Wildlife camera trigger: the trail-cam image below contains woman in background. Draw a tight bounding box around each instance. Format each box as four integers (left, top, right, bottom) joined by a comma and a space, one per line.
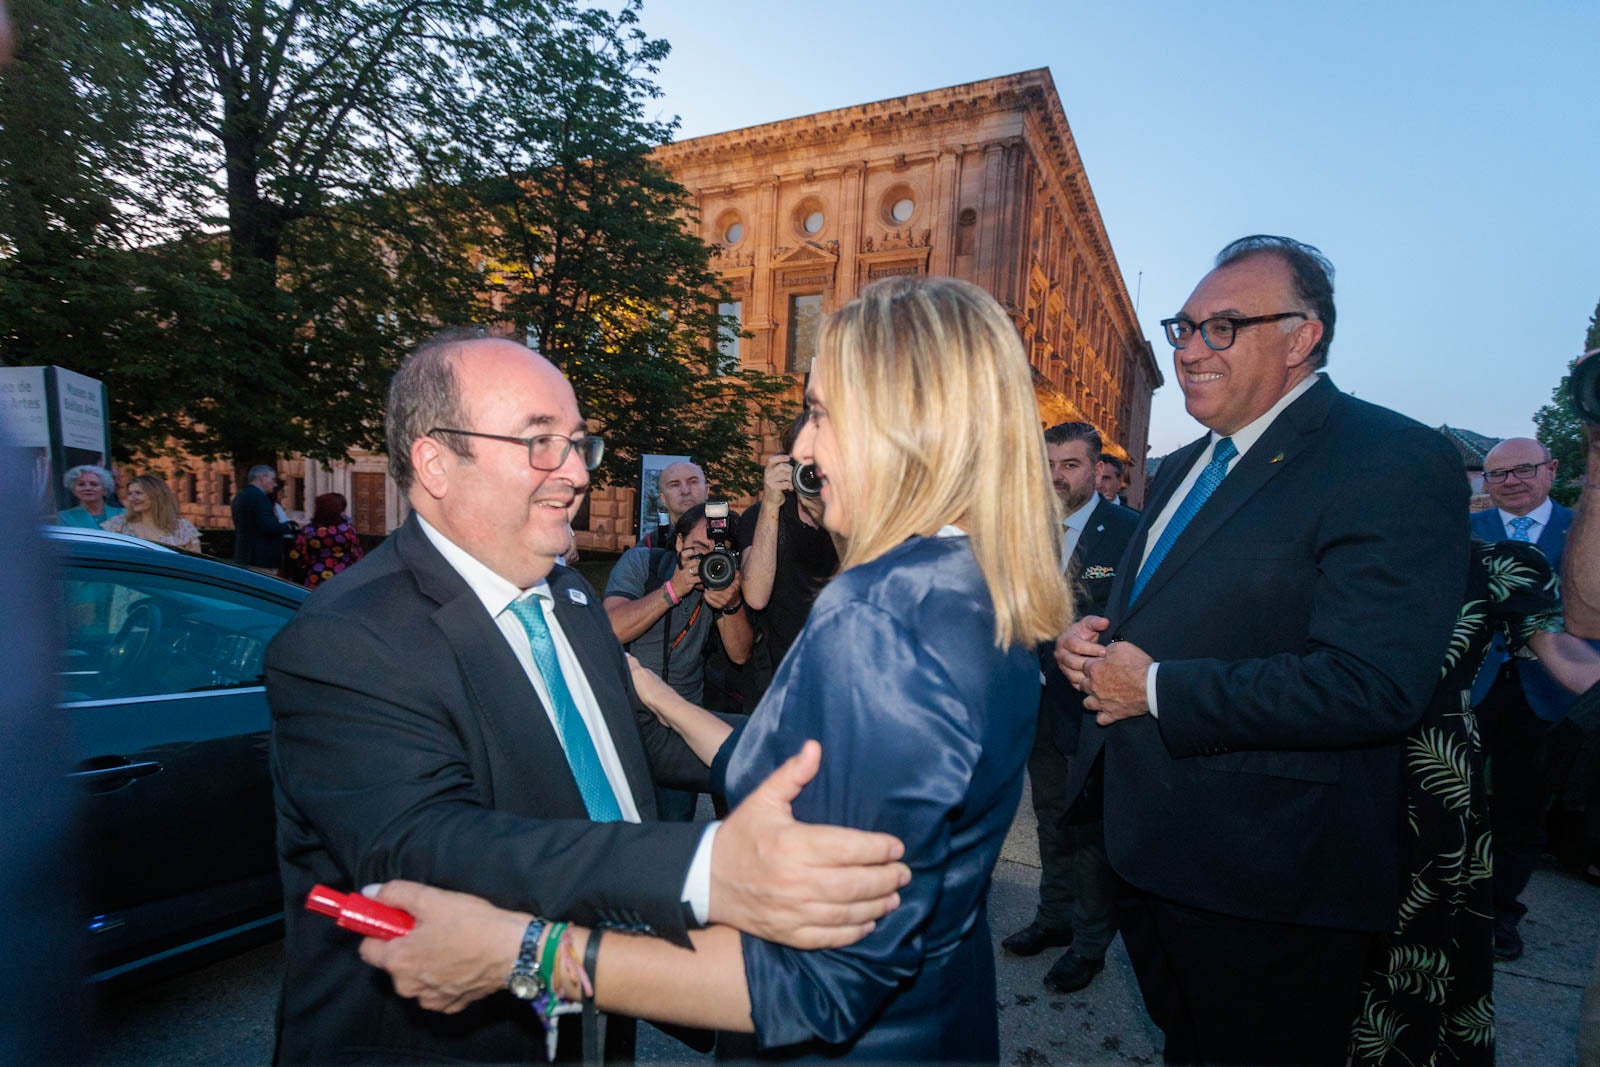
56, 465, 123, 529
104, 474, 201, 553
284, 492, 365, 589
357, 275, 1070, 1061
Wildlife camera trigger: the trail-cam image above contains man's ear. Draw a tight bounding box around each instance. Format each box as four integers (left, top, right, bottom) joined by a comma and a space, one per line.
411, 436, 451, 501
1285, 319, 1325, 370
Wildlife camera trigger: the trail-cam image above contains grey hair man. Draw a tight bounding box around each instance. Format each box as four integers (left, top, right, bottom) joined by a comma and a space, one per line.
231, 463, 294, 571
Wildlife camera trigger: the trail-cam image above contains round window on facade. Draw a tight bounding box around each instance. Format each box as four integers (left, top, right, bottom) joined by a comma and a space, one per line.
803, 211, 825, 235
724, 221, 744, 244
890, 198, 915, 223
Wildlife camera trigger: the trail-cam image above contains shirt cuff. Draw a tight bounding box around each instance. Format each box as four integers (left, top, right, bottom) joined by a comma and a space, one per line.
681, 821, 720, 925
1146, 662, 1161, 719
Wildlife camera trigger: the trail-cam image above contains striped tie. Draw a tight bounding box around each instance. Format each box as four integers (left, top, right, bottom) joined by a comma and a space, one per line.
1130, 437, 1238, 604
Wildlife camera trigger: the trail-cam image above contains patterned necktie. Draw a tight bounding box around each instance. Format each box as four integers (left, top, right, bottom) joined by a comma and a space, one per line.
1130, 436, 1239, 604
1508, 515, 1535, 542
505, 596, 623, 821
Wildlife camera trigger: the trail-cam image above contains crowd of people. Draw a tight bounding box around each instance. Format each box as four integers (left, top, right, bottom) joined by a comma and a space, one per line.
245, 239, 1600, 1067
13, 221, 1600, 1066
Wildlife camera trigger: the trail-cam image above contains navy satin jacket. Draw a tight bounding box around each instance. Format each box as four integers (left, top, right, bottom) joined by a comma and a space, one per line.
723, 534, 1038, 1062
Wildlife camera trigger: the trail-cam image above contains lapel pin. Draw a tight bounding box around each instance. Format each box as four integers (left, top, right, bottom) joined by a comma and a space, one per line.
1269, 452, 1284, 464
567, 588, 588, 606
1095, 523, 1105, 533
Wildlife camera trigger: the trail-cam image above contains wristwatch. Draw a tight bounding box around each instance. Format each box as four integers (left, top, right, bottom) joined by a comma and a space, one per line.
507, 917, 547, 1000
718, 600, 744, 616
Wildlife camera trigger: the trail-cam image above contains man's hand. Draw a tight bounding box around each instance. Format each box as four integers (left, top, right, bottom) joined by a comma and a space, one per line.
669, 553, 700, 600
357, 881, 530, 1015
761, 453, 795, 509
1082, 640, 1155, 725
702, 571, 742, 611
1054, 614, 1110, 690
711, 741, 910, 949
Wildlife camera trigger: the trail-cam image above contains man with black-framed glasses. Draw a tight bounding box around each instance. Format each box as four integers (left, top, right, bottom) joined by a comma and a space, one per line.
265, 329, 909, 1065
1471, 435, 1580, 962
1055, 235, 1467, 1065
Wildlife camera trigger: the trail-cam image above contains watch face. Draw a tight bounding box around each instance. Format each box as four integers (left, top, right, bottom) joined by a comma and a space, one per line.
508, 972, 540, 1000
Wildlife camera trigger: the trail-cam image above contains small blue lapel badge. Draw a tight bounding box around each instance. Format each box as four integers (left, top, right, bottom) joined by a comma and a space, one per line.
567, 588, 588, 606
1094, 523, 1105, 533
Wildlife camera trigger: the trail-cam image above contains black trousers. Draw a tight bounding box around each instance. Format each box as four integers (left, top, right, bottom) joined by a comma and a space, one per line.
1478, 663, 1554, 924
1117, 882, 1378, 1066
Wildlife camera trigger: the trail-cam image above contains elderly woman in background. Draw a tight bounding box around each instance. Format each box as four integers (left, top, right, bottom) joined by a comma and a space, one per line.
105, 474, 201, 553
57, 466, 124, 529
284, 492, 365, 589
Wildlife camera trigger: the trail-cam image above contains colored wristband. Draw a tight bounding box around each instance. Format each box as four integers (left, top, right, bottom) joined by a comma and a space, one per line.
538, 921, 568, 988
662, 581, 681, 606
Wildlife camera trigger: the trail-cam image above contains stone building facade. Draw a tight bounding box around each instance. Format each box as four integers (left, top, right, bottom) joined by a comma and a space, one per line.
155, 69, 1158, 551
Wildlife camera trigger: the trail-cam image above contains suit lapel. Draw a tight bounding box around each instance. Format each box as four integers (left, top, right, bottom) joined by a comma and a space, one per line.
1071, 498, 1109, 571
1109, 435, 1207, 621
396, 519, 591, 814
1118, 377, 1337, 623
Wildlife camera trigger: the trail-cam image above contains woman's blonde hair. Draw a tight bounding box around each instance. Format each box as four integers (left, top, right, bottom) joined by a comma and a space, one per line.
814, 276, 1069, 647
127, 473, 180, 533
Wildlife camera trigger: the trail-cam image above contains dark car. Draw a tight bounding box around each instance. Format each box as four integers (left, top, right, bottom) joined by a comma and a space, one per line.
51, 525, 306, 982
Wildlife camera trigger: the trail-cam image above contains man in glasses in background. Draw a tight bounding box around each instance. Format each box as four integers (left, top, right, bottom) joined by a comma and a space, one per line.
1056, 236, 1467, 1064
265, 329, 909, 1064
1471, 435, 1585, 961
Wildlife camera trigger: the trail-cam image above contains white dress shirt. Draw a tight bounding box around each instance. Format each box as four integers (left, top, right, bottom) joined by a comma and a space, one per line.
1142, 372, 1323, 717
416, 515, 716, 920
1062, 494, 1100, 565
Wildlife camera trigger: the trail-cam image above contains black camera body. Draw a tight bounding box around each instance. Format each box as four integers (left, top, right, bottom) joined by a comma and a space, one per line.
1571, 347, 1600, 423
791, 461, 823, 498
699, 501, 740, 591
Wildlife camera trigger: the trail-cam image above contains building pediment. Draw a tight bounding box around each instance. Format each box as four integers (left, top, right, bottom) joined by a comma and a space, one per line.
771, 241, 838, 266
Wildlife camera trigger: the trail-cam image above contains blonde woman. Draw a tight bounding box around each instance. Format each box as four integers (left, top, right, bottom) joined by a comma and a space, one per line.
105, 474, 201, 553
359, 276, 1069, 1061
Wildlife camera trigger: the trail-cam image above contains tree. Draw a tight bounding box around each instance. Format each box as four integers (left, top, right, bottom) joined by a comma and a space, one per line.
453, 3, 791, 492
1534, 298, 1600, 506
1, 0, 788, 490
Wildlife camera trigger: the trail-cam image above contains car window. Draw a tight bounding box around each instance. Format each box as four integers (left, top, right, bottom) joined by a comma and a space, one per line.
60, 566, 297, 702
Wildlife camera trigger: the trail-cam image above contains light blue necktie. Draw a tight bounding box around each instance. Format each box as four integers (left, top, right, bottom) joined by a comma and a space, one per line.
1508, 515, 1535, 543
505, 596, 623, 821
1130, 436, 1238, 604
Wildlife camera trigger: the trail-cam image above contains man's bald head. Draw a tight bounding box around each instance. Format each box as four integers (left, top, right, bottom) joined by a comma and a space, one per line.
657, 461, 707, 524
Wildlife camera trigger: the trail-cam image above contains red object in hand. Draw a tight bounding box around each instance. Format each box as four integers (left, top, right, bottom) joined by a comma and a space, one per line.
305, 884, 415, 940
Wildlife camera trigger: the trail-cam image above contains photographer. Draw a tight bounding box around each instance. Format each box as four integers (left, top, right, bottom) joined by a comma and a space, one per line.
737, 414, 841, 705
605, 503, 752, 820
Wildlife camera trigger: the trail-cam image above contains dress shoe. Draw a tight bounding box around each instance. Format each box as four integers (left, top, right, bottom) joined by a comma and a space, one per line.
1493, 922, 1524, 962
1000, 922, 1073, 957
1043, 952, 1105, 994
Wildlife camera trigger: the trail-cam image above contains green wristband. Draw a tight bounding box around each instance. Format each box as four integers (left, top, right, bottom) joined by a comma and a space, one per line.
538, 920, 568, 988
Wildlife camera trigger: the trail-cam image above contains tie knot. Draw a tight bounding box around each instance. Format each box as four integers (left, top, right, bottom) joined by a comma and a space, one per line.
1508, 515, 1535, 541
1212, 436, 1238, 465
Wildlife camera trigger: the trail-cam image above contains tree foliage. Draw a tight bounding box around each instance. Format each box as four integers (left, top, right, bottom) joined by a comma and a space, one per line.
0, 0, 790, 492
1534, 298, 1600, 506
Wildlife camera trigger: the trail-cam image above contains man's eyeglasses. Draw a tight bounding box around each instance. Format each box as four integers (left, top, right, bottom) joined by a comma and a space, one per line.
1160, 312, 1308, 352
1483, 461, 1551, 484
428, 427, 605, 471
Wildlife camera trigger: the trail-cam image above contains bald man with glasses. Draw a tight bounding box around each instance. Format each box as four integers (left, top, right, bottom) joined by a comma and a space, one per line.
1471, 435, 1596, 961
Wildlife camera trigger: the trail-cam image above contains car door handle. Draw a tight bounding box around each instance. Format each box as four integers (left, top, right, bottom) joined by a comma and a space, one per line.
70, 758, 164, 791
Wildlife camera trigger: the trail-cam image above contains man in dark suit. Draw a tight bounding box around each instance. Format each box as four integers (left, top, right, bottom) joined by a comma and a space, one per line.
1470, 435, 1593, 960
1002, 421, 1137, 996
267, 331, 908, 1064
232, 464, 294, 571
1058, 236, 1468, 1065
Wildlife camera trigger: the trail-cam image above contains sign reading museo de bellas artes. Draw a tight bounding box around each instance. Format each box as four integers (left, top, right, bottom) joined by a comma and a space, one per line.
0, 366, 112, 520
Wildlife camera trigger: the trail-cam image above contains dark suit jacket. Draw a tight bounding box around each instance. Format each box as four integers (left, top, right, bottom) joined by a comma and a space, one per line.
232, 483, 294, 567
267, 516, 711, 1064
1043, 497, 1140, 760
1072, 376, 1469, 932
1469, 503, 1596, 720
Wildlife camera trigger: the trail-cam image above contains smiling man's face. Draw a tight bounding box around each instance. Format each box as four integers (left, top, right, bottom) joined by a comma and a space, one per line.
1173, 254, 1320, 436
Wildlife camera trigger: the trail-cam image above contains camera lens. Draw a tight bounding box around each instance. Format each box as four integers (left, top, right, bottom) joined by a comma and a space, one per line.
700, 546, 737, 591
1572, 352, 1600, 423
792, 462, 822, 498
